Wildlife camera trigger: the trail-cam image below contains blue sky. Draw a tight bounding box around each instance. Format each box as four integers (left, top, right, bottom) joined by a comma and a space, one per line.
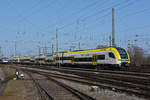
0, 0, 150, 57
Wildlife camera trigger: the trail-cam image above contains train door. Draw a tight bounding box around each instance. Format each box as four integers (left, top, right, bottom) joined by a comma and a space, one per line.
71, 55, 75, 65
92, 54, 97, 66
53, 56, 56, 65
43, 58, 46, 64
61, 53, 64, 64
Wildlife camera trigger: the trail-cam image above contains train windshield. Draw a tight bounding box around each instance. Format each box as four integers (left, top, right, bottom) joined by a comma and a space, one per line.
116, 48, 128, 59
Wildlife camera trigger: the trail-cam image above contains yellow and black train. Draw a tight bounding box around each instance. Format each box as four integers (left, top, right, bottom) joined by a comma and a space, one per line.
53, 47, 130, 69
17, 47, 130, 69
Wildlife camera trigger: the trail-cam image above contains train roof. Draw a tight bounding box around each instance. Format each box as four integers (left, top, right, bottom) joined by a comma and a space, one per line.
56, 47, 125, 55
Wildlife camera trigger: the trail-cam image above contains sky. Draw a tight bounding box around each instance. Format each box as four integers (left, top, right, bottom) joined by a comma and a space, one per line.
0, 0, 150, 57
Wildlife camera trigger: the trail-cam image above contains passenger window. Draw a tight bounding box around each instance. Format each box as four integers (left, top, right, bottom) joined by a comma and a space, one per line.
97, 55, 105, 60
109, 52, 115, 58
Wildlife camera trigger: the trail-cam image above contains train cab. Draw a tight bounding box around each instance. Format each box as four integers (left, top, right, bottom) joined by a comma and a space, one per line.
116, 47, 130, 67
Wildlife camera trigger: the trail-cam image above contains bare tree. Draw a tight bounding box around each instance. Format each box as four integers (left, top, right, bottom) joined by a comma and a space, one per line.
128, 45, 145, 67
142, 55, 150, 66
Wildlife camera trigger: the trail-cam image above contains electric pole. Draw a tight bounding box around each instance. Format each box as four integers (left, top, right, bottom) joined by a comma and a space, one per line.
56, 26, 58, 53
15, 41, 16, 57
38, 46, 41, 57
44, 42, 47, 54
112, 8, 116, 47
0, 46, 2, 58
109, 35, 112, 46
78, 42, 80, 50
51, 44, 54, 55
56, 26, 60, 68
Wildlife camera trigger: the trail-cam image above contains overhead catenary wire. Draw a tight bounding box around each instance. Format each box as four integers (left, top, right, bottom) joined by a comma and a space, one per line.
74, 0, 148, 35
17, 0, 57, 22
88, 5, 150, 33
60, 0, 145, 38
57, 2, 145, 45
79, 0, 131, 22
58, 0, 133, 30
57, 0, 138, 35
59, 1, 149, 50
118, 24, 150, 33
48, 0, 109, 30
118, 7, 150, 21
46, 0, 123, 31
116, 0, 139, 11
60, 0, 108, 20
1, 0, 149, 56
6, 0, 44, 18
78, 0, 139, 31
0, 0, 57, 33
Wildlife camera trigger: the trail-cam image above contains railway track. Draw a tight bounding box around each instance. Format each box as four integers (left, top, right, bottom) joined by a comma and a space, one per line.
48, 66, 150, 77
26, 72, 54, 100
13, 63, 150, 73
25, 70, 96, 100
45, 67, 150, 86
18, 66, 150, 99
43, 73, 96, 100
18, 64, 150, 77
7, 64, 150, 99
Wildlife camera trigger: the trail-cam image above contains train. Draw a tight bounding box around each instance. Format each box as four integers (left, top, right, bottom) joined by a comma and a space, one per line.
10, 47, 130, 69
34, 54, 53, 65
54, 47, 130, 69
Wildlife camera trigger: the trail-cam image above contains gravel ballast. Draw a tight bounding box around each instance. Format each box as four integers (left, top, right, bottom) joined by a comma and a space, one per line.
57, 78, 147, 100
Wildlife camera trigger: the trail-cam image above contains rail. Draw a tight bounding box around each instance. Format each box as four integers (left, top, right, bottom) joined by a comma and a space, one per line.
26, 72, 54, 100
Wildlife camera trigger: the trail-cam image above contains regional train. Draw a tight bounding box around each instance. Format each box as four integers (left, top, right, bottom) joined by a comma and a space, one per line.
54, 47, 130, 69
12, 47, 130, 69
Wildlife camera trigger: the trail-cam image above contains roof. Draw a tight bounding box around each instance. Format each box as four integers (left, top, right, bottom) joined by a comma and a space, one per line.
56, 47, 119, 55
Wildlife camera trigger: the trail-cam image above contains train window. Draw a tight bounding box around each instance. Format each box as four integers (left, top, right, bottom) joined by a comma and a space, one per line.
56, 57, 59, 60
63, 57, 71, 60
74, 58, 78, 61
109, 52, 115, 58
46, 60, 53, 62
74, 57, 92, 62
88, 58, 92, 61
118, 50, 128, 59
116, 47, 128, 59
57, 56, 67, 60
97, 55, 105, 60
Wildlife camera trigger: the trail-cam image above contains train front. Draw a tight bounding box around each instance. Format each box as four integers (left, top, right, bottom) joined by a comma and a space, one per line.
116, 47, 130, 67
